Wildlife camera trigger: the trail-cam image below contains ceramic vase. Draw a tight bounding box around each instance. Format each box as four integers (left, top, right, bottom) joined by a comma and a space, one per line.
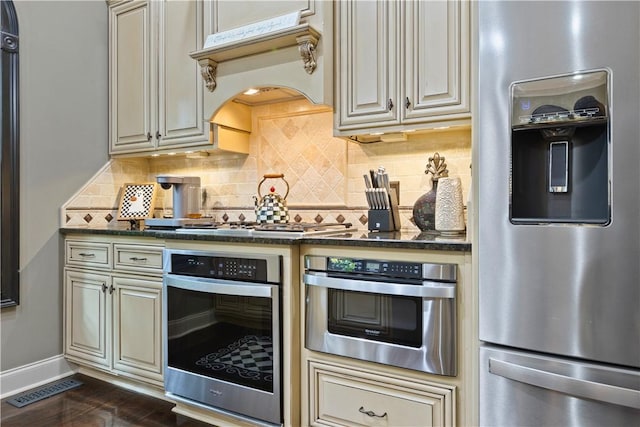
435, 177, 465, 235
412, 152, 448, 231
412, 179, 438, 231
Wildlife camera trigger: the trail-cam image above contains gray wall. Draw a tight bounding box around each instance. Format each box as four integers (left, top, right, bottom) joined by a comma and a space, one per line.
1, 1, 108, 371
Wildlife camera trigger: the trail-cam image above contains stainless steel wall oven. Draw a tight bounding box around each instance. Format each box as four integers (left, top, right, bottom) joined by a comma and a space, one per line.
163, 249, 283, 426
304, 256, 457, 376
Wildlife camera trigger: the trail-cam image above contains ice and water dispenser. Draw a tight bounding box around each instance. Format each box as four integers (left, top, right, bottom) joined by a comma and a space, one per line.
510, 70, 610, 224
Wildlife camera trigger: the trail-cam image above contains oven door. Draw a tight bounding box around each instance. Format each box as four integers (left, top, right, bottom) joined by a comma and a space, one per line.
163, 273, 282, 425
304, 273, 456, 376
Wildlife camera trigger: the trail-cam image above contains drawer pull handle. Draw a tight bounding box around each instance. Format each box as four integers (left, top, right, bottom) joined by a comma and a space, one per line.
78, 253, 95, 258
359, 406, 388, 419
129, 257, 148, 262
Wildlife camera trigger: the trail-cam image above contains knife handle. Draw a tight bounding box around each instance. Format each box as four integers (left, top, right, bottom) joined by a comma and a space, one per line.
370, 170, 377, 188
364, 174, 372, 189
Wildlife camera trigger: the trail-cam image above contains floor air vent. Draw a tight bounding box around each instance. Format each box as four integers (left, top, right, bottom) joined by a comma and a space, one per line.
7, 378, 83, 408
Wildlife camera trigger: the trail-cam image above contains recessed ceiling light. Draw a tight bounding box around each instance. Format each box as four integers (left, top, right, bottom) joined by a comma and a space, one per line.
243, 88, 260, 96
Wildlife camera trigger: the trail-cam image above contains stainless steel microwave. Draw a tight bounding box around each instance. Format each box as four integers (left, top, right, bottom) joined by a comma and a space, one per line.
303, 256, 457, 376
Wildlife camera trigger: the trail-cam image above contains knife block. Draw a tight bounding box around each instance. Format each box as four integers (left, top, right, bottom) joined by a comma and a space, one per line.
368, 209, 395, 231
368, 183, 401, 232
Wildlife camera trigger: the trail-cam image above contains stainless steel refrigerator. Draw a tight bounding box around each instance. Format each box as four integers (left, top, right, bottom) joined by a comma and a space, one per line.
476, 1, 640, 425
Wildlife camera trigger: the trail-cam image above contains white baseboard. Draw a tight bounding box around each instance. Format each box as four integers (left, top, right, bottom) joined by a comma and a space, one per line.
0, 355, 77, 400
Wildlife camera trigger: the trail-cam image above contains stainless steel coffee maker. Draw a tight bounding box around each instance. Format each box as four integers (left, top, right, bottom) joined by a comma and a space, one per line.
145, 175, 207, 228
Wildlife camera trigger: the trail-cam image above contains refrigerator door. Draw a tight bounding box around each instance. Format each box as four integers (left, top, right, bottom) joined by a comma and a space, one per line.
480, 345, 640, 427
477, 1, 640, 368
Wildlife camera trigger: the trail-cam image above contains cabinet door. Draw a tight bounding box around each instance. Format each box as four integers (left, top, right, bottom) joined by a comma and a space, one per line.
336, 0, 399, 129
402, 0, 470, 123
112, 276, 163, 384
156, 0, 208, 149
64, 270, 112, 369
109, 0, 155, 153
309, 360, 455, 427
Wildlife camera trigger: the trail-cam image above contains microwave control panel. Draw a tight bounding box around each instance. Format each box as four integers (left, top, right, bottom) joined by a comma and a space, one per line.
327, 257, 422, 279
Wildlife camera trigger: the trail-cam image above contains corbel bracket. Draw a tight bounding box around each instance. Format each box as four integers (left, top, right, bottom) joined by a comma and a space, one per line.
296, 33, 318, 74
198, 58, 218, 93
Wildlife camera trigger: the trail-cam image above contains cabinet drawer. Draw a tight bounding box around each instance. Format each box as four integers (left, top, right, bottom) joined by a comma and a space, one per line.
309, 360, 455, 427
66, 241, 111, 269
114, 244, 163, 274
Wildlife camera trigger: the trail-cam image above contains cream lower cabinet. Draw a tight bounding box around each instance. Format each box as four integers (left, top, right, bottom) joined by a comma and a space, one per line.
111, 276, 162, 383
64, 238, 164, 387
65, 270, 113, 369
108, 0, 209, 155
308, 360, 455, 427
335, 0, 470, 135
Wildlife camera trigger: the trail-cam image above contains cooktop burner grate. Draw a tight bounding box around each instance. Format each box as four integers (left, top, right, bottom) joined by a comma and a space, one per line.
255, 222, 352, 232
168, 221, 354, 236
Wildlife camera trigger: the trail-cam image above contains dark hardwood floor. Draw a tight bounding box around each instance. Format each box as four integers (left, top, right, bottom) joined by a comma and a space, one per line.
0, 374, 213, 426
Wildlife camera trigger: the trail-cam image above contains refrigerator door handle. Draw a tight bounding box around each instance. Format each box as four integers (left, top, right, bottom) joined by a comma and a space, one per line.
489, 357, 640, 409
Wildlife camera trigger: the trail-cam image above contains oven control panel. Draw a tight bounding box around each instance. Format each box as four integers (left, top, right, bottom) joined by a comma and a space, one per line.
170, 254, 268, 282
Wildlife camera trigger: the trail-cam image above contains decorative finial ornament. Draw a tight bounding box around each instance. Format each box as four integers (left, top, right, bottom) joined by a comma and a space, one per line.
425, 153, 449, 180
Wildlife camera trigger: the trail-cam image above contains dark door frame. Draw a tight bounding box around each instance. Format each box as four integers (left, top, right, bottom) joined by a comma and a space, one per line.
1, 0, 20, 307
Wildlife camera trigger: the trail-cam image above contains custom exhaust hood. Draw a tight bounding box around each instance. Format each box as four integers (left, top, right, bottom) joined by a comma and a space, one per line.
191, 8, 333, 119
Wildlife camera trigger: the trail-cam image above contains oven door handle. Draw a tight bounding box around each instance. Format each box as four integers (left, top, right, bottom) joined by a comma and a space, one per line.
165, 275, 273, 298
303, 273, 455, 298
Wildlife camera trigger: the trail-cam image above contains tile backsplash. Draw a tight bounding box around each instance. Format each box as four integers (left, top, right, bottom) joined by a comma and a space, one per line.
63, 99, 471, 230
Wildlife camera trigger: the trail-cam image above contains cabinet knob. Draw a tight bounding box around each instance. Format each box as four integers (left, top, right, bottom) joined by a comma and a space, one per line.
101, 283, 108, 293
146, 132, 152, 141
109, 285, 115, 294
155, 131, 162, 140
387, 99, 394, 111
405, 97, 411, 109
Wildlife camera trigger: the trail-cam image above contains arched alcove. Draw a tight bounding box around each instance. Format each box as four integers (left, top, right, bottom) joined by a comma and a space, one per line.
1, 0, 20, 307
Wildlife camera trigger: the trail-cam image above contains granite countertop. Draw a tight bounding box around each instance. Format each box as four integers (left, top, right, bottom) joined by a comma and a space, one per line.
60, 227, 471, 252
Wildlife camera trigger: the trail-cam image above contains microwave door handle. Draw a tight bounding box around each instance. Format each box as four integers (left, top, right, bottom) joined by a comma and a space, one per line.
303, 273, 455, 299
489, 358, 640, 409
165, 275, 273, 298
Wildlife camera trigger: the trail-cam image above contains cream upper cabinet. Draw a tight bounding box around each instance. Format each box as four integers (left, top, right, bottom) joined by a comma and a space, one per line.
335, 0, 470, 136
336, 0, 399, 127
109, 0, 208, 155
